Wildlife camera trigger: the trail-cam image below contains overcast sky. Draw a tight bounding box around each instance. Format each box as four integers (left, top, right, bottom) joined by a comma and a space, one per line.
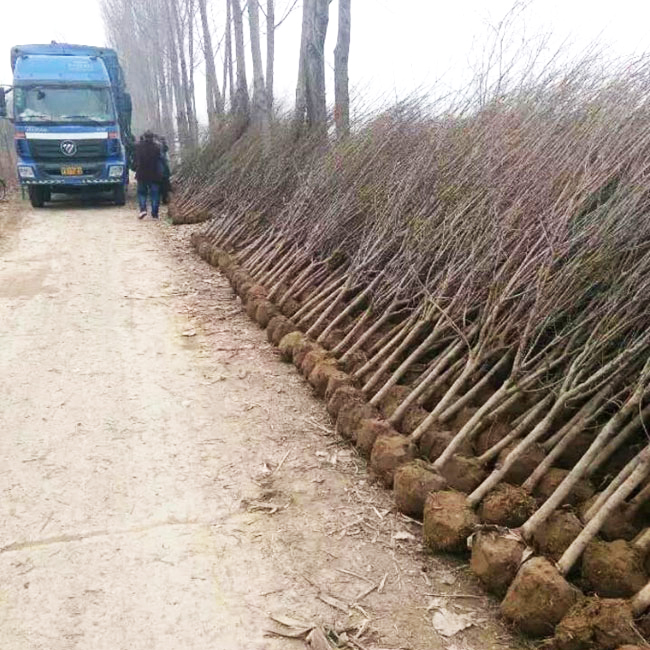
1, 0, 650, 121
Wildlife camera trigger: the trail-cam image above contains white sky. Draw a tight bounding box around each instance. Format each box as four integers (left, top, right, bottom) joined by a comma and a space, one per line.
1, 0, 650, 122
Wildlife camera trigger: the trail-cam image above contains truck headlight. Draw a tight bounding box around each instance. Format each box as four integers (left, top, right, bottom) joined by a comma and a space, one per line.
108, 165, 124, 178
18, 165, 35, 179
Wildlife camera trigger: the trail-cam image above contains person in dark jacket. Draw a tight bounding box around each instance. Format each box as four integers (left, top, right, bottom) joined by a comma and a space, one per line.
134, 130, 163, 219
157, 135, 172, 204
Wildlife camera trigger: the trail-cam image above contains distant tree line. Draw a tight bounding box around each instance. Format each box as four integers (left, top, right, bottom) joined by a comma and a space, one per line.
100, 0, 352, 152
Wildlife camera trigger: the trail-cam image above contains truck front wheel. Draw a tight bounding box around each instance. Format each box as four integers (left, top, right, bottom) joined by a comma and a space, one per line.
113, 185, 126, 206
28, 186, 46, 208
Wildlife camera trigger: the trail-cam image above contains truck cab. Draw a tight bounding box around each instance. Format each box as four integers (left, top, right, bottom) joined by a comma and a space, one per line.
0, 43, 134, 207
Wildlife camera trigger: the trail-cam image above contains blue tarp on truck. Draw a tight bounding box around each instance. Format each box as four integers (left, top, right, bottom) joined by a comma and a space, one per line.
1, 42, 134, 207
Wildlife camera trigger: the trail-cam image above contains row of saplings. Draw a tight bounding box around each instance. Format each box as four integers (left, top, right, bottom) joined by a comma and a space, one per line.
192, 231, 650, 650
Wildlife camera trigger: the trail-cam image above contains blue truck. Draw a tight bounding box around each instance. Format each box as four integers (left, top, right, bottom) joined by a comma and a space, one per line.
0, 42, 134, 207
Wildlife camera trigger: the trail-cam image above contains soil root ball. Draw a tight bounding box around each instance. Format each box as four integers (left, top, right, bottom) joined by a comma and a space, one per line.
308, 360, 343, 398
580, 496, 639, 542
324, 372, 353, 401
274, 321, 299, 348
534, 468, 595, 507
217, 251, 235, 270
339, 350, 368, 374
635, 612, 650, 641
423, 490, 479, 554
230, 269, 252, 294
292, 339, 321, 368
533, 510, 584, 562
398, 405, 428, 435
497, 442, 547, 485
439, 455, 487, 493
254, 300, 278, 328
297, 315, 317, 333
267, 316, 297, 346
280, 297, 301, 318
238, 281, 254, 299
209, 246, 222, 267
500, 557, 581, 637
451, 406, 479, 430
357, 419, 398, 457
228, 267, 241, 285
470, 530, 525, 597
300, 347, 330, 378
474, 421, 510, 456
479, 483, 537, 528
551, 597, 638, 650
582, 540, 647, 599
378, 385, 413, 420
246, 297, 261, 320
198, 241, 211, 260
370, 434, 417, 488
394, 460, 447, 518
557, 432, 594, 470
326, 385, 364, 418
419, 427, 473, 462
246, 284, 268, 301
321, 328, 346, 351
223, 265, 238, 282
278, 331, 306, 362
336, 401, 379, 442
266, 314, 286, 343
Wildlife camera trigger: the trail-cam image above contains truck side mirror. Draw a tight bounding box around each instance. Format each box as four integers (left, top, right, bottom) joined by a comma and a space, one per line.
0, 89, 7, 118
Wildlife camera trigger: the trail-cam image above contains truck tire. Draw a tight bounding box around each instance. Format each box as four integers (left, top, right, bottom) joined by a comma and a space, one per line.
113, 184, 126, 206
28, 186, 45, 208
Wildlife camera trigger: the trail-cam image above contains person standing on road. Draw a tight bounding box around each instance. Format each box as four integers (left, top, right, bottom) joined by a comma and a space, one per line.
134, 130, 163, 220
157, 135, 172, 205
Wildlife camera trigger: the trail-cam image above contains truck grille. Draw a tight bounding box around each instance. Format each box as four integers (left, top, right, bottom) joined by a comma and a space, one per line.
29, 139, 108, 161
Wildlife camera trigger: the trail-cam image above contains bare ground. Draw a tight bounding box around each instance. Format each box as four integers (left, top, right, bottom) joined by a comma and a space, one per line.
0, 194, 530, 650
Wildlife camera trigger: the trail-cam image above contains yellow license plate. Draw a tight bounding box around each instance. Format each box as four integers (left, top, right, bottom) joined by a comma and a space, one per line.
61, 166, 83, 176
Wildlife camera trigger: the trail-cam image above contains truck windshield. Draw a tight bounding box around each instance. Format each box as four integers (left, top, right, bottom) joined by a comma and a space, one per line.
14, 86, 115, 124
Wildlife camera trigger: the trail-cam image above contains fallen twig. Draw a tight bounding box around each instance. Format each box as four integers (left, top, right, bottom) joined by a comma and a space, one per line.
425, 592, 484, 599
273, 449, 291, 474
336, 568, 374, 584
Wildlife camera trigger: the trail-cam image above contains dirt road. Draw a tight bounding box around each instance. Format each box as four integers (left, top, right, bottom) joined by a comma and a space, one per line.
0, 197, 526, 650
